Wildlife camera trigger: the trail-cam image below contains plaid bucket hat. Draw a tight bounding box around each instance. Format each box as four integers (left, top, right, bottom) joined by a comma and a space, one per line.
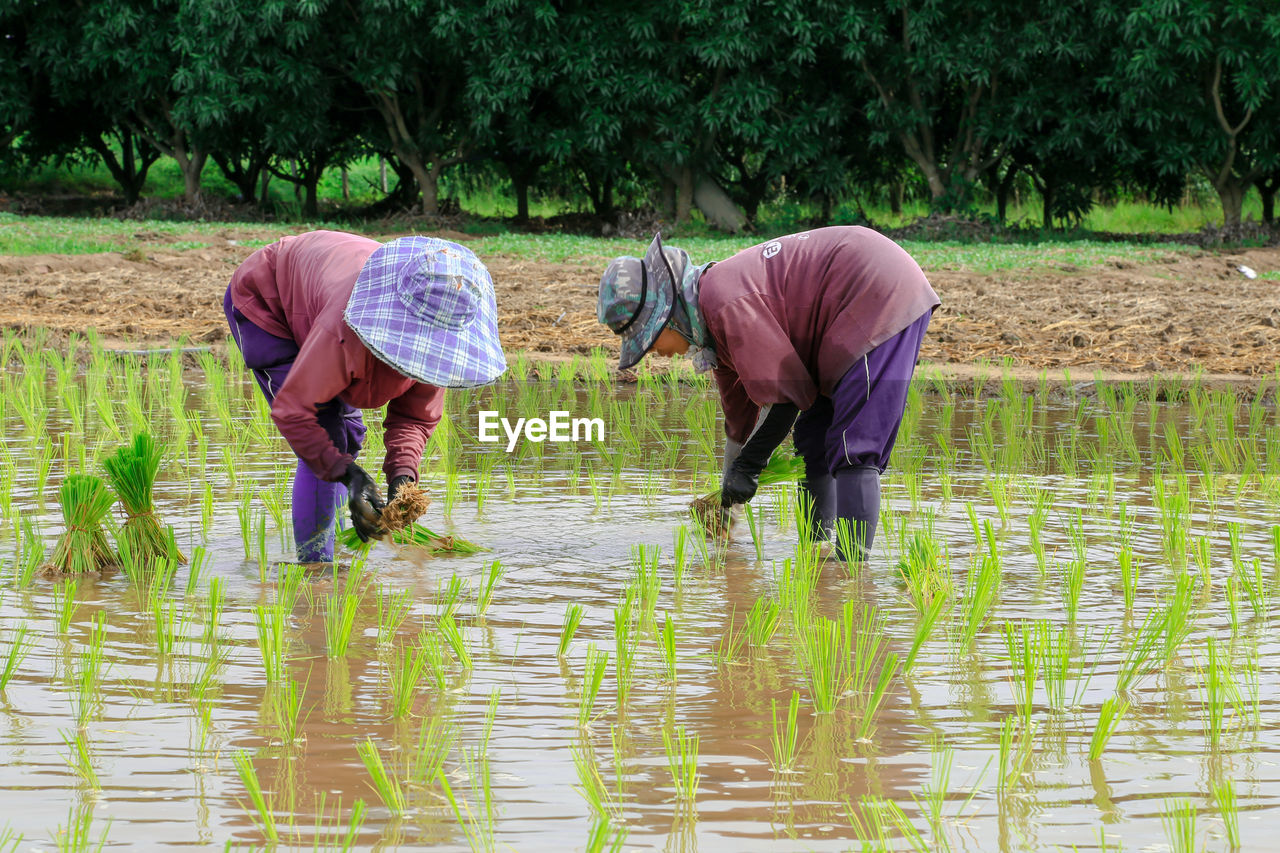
345, 236, 506, 388
597, 233, 677, 369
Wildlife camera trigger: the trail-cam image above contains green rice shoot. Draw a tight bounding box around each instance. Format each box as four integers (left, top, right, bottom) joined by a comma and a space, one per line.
103, 432, 185, 565
48, 474, 118, 574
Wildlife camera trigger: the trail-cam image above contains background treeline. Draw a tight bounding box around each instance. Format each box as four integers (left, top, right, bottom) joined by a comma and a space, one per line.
2, 0, 1278, 230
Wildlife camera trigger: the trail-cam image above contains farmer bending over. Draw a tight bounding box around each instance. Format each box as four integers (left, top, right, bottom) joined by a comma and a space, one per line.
598, 227, 939, 561
224, 230, 506, 564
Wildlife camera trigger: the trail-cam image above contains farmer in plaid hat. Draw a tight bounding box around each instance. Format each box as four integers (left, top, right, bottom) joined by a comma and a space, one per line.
224, 230, 506, 564
598, 226, 939, 561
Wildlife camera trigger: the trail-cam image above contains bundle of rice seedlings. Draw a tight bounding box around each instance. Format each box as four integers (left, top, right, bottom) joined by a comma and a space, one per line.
103, 432, 185, 565
337, 522, 487, 555
380, 481, 431, 532
690, 450, 806, 538
49, 474, 118, 573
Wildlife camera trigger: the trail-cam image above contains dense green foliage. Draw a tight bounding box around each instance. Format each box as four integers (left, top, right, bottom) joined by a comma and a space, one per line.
2, 0, 1279, 228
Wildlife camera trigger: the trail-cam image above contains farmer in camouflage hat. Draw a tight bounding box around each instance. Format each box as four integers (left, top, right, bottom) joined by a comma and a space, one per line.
599, 228, 939, 561
224, 230, 506, 564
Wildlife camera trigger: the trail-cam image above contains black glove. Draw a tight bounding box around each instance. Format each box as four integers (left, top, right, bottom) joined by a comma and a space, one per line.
387, 474, 414, 506
341, 462, 387, 542
721, 402, 800, 507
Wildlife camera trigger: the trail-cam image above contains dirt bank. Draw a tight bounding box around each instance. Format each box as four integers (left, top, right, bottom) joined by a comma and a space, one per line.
1, 230, 1278, 378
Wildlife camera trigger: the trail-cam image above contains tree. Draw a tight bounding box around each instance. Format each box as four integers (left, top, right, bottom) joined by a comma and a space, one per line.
77, 0, 211, 204
1115, 0, 1280, 226
835, 0, 1032, 211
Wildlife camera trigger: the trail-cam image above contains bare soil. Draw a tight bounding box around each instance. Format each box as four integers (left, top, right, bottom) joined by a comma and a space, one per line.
2, 229, 1279, 378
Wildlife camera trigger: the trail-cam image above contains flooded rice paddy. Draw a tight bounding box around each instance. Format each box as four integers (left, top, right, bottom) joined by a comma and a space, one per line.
1, 333, 1279, 851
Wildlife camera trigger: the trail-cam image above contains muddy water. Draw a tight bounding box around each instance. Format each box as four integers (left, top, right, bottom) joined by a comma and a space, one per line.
1, 361, 1279, 851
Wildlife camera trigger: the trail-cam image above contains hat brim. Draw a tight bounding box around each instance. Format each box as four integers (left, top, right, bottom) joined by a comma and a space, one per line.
616, 233, 676, 370
345, 238, 507, 389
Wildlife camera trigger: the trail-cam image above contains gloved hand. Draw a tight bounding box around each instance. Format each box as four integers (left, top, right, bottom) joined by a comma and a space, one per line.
341, 462, 387, 542
720, 402, 800, 507
387, 474, 414, 506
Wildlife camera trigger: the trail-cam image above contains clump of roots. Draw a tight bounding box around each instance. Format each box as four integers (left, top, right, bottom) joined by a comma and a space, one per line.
690, 493, 733, 539
380, 482, 431, 532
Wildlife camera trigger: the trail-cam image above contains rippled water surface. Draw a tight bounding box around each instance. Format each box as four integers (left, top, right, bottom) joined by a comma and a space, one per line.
1, 347, 1279, 851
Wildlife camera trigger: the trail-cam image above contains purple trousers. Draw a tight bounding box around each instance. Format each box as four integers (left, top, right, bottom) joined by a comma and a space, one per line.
223, 288, 366, 562
792, 309, 931, 476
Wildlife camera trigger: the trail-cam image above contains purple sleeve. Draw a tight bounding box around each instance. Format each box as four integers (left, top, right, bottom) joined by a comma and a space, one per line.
716, 294, 819, 413
269, 328, 356, 481
383, 384, 445, 483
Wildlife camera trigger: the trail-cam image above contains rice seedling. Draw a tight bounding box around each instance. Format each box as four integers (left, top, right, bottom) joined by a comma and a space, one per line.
1160, 798, 1198, 853
49, 803, 108, 853
661, 724, 700, 801
254, 603, 290, 683
376, 586, 414, 646
436, 752, 497, 853
997, 716, 1036, 793
634, 604, 669, 679
1041, 624, 1109, 712
572, 739, 622, 822
356, 738, 408, 816
761, 686, 805, 773
151, 596, 180, 656
745, 597, 782, 648
1201, 637, 1241, 749
1119, 547, 1140, 612
1233, 557, 1268, 619
324, 572, 363, 659
1088, 696, 1130, 761
855, 653, 901, 741
1212, 777, 1240, 849
578, 644, 609, 728
0, 622, 33, 693
49, 474, 117, 574
1116, 607, 1172, 692
903, 596, 947, 675
51, 579, 79, 633
268, 676, 308, 747
409, 710, 458, 786
336, 522, 487, 555
612, 598, 639, 707
798, 616, 845, 714
236, 491, 253, 562
474, 560, 506, 618
1003, 622, 1041, 722
232, 751, 280, 841
102, 432, 184, 566
558, 603, 584, 657
689, 450, 804, 537
956, 551, 1000, 652
387, 641, 429, 719
438, 613, 473, 670
60, 728, 100, 790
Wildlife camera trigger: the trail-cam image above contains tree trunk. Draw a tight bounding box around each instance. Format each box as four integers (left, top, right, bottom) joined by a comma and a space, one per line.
675, 165, 694, 223
341, 167, 350, 202
995, 163, 1019, 225
693, 174, 746, 233
890, 180, 904, 216
420, 161, 443, 215
660, 176, 676, 220
1215, 179, 1245, 228
1039, 175, 1055, 229
1260, 184, 1276, 224
259, 170, 271, 206
182, 151, 206, 204
380, 159, 388, 194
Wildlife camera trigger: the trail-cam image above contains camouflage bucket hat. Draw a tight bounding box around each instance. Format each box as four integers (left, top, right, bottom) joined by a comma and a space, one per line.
597, 233, 676, 369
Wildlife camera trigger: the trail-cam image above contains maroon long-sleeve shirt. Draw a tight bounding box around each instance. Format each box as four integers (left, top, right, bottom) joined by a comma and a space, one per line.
700, 226, 940, 443
227, 230, 444, 482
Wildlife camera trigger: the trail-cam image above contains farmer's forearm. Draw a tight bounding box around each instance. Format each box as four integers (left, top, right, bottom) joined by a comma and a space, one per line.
382, 385, 445, 482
